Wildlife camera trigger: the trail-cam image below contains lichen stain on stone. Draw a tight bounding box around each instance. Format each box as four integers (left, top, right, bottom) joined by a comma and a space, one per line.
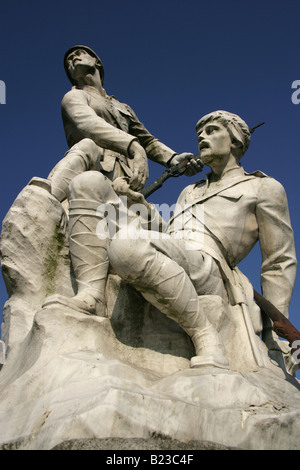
44, 223, 65, 295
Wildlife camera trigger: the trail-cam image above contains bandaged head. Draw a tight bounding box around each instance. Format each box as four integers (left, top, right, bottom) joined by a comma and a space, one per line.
195, 111, 251, 160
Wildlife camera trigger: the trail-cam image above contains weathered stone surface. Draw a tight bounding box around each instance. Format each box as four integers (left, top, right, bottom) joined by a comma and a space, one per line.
0, 180, 75, 346
0, 300, 300, 450
50, 437, 236, 450
1, 180, 300, 451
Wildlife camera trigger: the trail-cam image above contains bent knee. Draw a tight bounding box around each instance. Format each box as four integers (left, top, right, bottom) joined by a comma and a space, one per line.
68, 171, 108, 200
73, 138, 103, 168
108, 236, 153, 281
75, 138, 99, 154
108, 238, 136, 278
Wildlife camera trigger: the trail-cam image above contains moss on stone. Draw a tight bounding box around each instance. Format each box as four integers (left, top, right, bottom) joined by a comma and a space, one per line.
44, 223, 65, 295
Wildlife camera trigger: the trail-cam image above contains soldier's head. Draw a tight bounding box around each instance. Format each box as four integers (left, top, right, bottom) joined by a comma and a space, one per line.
195, 111, 251, 162
64, 46, 105, 86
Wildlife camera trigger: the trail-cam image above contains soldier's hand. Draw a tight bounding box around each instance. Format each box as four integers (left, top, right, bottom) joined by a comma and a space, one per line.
128, 140, 149, 190
170, 153, 203, 176
111, 177, 152, 212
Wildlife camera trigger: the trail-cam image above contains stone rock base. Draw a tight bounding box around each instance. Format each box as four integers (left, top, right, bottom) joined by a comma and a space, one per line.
0, 300, 300, 451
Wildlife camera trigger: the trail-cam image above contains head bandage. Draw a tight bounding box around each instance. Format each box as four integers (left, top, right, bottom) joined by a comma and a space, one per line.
196, 111, 251, 159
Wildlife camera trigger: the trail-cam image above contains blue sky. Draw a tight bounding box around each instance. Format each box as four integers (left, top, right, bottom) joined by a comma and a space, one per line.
1, 0, 300, 374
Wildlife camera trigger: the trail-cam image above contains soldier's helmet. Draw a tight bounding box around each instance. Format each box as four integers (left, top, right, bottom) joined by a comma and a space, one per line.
64, 45, 105, 86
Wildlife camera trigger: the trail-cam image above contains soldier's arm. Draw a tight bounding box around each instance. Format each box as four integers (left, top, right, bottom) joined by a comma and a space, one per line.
256, 177, 297, 319
124, 104, 178, 166
61, 90, 137, 155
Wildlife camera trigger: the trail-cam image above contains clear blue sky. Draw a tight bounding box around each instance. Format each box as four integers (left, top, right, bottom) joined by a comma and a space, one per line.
1, 0, 300, 374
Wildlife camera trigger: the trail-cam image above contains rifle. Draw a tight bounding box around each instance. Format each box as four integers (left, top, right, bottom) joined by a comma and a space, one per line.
140, 154, 203, 199
250, 122, 265, 133
254, 290, 300, 354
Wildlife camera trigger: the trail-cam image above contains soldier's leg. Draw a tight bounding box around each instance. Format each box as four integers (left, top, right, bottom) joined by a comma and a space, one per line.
48, 138, 103, 202
43, 171, 121, 316
108, 235, 229, 369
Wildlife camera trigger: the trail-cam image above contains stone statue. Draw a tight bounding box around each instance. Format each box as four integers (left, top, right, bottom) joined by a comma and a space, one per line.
44, 45, 202, 315
44, 110, 297, 372
1, 61, 300, 448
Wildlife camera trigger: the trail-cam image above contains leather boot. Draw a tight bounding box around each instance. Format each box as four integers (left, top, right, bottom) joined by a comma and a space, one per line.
189, 325, 229, 369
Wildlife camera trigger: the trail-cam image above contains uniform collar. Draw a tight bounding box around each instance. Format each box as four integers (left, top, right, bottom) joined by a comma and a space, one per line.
207, 165, 244, 184
196, 165, 247, 189
73, 84, 107, 98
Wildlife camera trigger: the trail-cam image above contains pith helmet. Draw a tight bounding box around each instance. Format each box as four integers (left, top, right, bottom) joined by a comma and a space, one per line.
64, 45, 105, 85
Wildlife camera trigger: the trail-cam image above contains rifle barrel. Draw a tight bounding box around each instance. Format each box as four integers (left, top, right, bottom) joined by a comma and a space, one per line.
140, 169, 172, 198
140, 155, 203, 199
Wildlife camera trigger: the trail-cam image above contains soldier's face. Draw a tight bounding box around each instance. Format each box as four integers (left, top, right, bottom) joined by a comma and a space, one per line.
66, 49, 98, 80
197, 121, 232, 165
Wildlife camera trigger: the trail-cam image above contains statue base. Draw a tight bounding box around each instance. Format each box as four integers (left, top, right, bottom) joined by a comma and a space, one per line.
1, 299, 300, 450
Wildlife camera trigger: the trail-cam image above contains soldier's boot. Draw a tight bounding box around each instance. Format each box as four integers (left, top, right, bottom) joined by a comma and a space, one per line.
108, 237, 229, 369
189, 295, 229, 368
42, 171, 119, 317
43, 205, 109, 316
